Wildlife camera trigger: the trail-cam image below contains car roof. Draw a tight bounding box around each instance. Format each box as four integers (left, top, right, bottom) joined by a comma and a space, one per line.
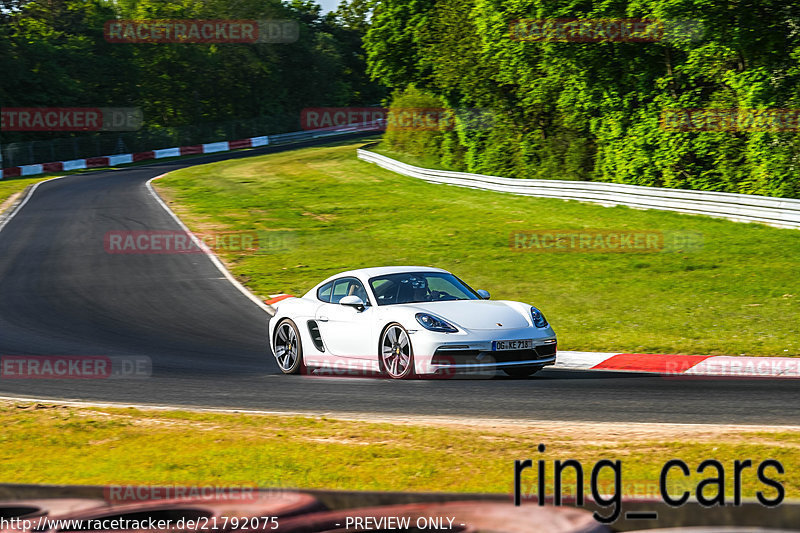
315, 266, 449, 286
301, 266, 453, 299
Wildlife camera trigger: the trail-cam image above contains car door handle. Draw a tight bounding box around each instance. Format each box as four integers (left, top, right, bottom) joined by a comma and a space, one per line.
319, 316, 329, 322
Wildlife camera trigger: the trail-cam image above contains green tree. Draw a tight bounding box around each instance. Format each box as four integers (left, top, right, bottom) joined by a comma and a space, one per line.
365, 0, 800, 197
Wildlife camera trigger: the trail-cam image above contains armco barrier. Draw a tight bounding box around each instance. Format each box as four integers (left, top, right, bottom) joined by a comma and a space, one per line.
0, 124, 376, 180
357, 148, 800, 229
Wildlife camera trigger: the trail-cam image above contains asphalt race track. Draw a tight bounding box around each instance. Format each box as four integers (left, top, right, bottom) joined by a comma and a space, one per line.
1, 139, 798, 426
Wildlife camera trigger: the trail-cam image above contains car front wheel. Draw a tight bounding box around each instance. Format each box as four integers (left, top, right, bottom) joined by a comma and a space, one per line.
380, 323, 415, 379
273, 319, 304, 374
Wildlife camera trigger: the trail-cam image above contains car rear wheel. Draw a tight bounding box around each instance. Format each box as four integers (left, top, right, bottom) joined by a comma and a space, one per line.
273, 319, 304, 374
380, 323, 415, 379
503, 365, 542, 378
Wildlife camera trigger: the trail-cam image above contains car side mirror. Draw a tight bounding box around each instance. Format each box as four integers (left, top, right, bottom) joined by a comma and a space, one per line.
339, 295, 366, 311
477, 289, 490, 300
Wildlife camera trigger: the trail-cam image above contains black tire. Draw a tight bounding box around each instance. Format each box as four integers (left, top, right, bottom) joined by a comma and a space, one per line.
503, 365, 542, 378
379, 323, 415, 379
273, 319, 304, 374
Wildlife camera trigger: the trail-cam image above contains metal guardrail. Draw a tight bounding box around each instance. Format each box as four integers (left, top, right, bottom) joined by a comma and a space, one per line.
0, 115, 300, 168
357, 148, 800, 230
268, 123, 379, 145
0, 123, 381, 179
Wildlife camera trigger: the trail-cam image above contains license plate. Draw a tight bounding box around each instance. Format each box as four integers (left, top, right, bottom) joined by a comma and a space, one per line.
492, 339, 534, 351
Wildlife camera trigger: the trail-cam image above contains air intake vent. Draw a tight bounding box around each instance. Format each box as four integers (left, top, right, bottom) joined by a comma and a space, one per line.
307, 320, 325, 352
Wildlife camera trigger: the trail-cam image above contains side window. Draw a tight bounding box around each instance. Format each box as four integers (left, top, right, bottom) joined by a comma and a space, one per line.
428, 276, 460, 294
350, 280, 370, 304
317, 281, 333, 303
331, 279, 349, 304
371, 279, 396, 305
331, 278, 370, 305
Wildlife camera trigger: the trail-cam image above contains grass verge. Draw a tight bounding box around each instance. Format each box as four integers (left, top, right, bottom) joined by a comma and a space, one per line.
0, 176, 57, 213
153, 140, 800, 356
1, 402, 796, 500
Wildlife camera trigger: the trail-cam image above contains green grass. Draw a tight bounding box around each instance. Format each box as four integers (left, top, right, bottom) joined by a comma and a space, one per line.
0, 176, 56, 209
1, 403, 796, 499
154, 139, 800, 356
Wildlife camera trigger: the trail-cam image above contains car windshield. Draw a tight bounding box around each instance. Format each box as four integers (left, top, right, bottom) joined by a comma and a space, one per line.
369, 272, 479, 306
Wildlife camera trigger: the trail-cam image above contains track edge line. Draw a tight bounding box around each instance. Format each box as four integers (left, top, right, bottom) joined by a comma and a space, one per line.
0, 175, 69, 234
1, 395, 798, 431
145, 173, 276, 317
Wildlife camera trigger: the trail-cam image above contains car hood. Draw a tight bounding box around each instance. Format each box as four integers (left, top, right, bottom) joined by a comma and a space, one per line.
404, 300, 529, 331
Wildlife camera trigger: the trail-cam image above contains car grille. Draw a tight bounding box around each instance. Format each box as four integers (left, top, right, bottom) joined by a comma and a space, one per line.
536, 343, 557, 357
432, 345, 556, 366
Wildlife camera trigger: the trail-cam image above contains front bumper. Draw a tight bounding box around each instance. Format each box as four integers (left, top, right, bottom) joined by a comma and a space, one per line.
410, 329, 557, 375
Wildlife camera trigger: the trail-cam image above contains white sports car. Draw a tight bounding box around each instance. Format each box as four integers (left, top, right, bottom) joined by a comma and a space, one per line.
268, 266, 557, 379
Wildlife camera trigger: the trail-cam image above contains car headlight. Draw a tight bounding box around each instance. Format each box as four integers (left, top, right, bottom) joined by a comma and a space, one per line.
530, 307, 549, 328
415, 313, 458, 333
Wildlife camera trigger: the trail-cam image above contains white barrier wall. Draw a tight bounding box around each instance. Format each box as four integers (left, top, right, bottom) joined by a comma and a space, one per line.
0, 123, 377, 180
357, 148, 800, 229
